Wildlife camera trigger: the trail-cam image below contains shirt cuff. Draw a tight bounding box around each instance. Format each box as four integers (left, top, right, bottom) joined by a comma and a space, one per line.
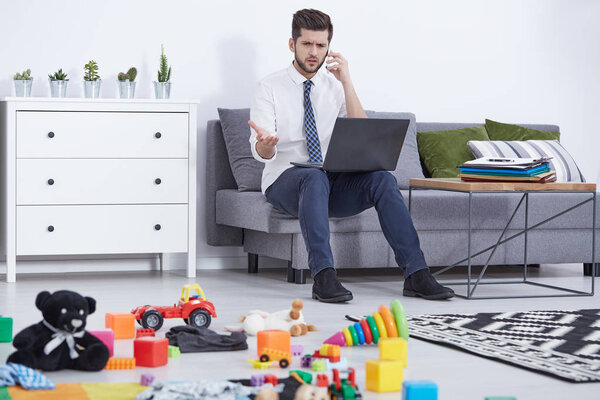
251, 140, 278, 163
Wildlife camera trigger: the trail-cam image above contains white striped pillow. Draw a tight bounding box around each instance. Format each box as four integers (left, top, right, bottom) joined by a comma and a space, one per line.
467, 140, 585, 182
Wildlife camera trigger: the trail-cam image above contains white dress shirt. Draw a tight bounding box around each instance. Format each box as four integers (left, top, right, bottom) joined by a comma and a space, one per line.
250, 62, 347, 193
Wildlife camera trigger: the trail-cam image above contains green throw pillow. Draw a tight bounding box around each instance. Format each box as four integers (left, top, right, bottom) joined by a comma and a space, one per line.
485, 119, 560, 141
417, 126, 490, 178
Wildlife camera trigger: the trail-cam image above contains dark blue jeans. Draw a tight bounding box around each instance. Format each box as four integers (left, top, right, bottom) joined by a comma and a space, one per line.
265, 167, 428, 278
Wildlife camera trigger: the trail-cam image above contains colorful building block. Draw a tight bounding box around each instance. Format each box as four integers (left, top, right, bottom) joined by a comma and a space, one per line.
168, 345, 181, 358
402, 380, 438, 400
0, 316, 14, 343
301, 355, 313, 368
134, 337, 169, 367
312, 359, 326, 372
136, 328, 155, 338
291, 344, 304, 356
105, 313, 135, 339
140, 373, 155, 386
316, 374, 329, 387
379, 337, 407, 365
89, 329, 115, 357
264, 375, 278, 385
250, 375, 265, 386
366, 359, 404, 392
105, 357, 136, 370
326, 356, 348, 371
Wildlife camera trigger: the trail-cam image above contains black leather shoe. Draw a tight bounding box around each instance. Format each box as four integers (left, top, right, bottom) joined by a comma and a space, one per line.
403, 268, 455, 300
312, 268, 353, 303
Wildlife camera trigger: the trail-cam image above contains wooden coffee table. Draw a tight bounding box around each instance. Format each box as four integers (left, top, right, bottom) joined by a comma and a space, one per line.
409, 178, 597, 299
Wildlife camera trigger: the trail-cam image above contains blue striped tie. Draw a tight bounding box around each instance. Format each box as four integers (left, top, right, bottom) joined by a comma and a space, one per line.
303, 80, 323, 163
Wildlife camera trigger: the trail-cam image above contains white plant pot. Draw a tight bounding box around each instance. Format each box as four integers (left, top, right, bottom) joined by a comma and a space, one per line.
49, 79, 69, 98
153, 81, 171, 99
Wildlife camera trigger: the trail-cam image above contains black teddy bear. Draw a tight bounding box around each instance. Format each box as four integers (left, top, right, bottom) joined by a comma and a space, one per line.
7, 290, 109, 371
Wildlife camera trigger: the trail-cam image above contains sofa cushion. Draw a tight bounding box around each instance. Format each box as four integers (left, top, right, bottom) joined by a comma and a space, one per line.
365, 111, 424, 188
467, 140, 585, 182
216, 189, 383, 234
417, 126, 489, 177
485, 119, 561, 141
216, 189, 598, 234
217, 108, 264, 191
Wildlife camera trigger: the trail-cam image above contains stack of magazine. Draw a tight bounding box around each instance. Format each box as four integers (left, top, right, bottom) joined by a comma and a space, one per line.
458, 157, 556, 183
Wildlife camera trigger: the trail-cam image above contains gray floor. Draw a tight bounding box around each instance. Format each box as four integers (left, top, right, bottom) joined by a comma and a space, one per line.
1, 264, 599, 400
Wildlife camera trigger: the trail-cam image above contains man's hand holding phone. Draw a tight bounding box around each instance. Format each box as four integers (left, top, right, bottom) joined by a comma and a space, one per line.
248, 120, 278, 160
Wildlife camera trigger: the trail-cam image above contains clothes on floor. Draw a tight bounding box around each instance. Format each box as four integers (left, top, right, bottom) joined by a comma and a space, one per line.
135, 380, 280, 400
0, 363, 55, 390
165, 326, 248, 353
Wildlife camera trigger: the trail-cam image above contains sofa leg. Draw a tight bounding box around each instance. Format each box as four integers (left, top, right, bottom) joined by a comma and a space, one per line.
583, 263, 600, 277
287, 262, 307, 284
248, 253, 258, 274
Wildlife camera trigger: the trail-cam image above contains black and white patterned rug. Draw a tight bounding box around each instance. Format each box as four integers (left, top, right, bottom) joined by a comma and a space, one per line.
407, 309, 600, 382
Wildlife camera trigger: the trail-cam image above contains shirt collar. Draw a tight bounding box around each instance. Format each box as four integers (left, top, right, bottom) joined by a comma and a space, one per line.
287, 61, 324, 87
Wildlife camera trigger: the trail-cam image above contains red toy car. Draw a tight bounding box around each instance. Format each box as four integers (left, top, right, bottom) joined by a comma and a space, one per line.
131, 284, 217, 330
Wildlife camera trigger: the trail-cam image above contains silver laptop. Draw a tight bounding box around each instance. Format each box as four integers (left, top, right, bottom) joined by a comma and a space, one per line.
291, 117, 409, 172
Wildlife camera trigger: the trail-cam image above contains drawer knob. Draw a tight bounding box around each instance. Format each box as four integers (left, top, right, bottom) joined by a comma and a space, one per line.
47, 225, 55, 232
155, 132, 162, 139
48, 131, 55, 138
155, 178, 162, 185
47, 179, 55, 185
154, 224, 162, 231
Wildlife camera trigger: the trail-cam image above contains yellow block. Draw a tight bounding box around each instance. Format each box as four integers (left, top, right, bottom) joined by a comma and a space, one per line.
379, 337, 407, 365
81, 383, 147, 400
365, 359, 404, 393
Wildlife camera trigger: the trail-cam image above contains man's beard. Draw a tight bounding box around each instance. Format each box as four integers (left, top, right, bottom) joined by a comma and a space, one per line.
294, 52, 326, 74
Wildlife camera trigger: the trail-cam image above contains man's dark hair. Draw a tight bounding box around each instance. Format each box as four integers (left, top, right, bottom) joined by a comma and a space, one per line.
292, 9, 333, 43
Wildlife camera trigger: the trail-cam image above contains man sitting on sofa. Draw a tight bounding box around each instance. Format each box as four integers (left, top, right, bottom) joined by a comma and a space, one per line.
248, 8, 454, 303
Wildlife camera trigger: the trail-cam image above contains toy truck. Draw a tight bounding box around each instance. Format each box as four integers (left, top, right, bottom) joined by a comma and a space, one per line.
330, 368, 362, 400
131, 284, 216, 330
257, 330, 292, 368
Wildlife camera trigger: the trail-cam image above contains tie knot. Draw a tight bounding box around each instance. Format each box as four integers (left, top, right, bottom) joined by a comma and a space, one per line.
304, 80, 313, 93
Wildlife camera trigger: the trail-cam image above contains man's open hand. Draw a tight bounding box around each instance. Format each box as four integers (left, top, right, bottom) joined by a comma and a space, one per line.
248, 120, 278, 159
326, 50, 351, 84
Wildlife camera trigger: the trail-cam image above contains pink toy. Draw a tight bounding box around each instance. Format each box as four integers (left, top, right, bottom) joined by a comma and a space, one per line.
89, 329, 115, 357
324, 331, 346, 346
141, 373, 155, 386
291, 344, 304, 356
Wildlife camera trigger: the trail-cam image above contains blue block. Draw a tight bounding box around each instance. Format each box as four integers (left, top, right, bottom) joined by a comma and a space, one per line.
402, 380, 438, 400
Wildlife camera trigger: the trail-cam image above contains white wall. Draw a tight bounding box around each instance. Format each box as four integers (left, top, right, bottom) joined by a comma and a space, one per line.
1, 0, 599, 269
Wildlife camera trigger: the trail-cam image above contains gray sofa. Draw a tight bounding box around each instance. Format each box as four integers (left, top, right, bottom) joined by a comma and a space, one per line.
206, 112, 599, 284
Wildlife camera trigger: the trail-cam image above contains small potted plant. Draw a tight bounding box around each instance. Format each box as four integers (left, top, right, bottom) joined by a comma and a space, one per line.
154, 44, 172, 99
83, 60, 101, 98
13, 69, 33, 97
117, 67, 137, 99
48, 68, 69, 98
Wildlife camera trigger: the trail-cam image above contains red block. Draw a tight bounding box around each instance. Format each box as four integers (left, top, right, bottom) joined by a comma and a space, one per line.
316, 374, 329, 387
264, 375, 278, 385
136, 329, 156, 338
134, 337, 168, 367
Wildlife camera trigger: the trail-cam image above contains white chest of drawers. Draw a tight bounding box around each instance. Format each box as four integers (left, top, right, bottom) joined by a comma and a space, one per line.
0, 98, 197, 282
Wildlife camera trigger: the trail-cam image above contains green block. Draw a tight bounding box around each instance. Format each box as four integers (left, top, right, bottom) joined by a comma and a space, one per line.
0, 387, 10, 400
290, 370, 312, 384
312, 359, 326, 372
0, 317, 13, 343
168, 345, 180, 358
